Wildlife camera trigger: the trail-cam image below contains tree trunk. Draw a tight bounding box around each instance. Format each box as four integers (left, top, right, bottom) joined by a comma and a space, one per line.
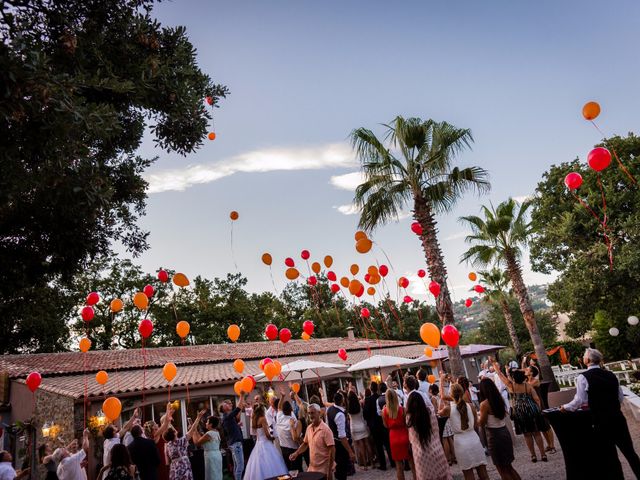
505, 251, 557, 390
413, 196, 464, 378
500, 296, 522, 357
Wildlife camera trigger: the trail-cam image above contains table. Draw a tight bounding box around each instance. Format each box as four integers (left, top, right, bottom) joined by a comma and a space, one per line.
265, 472, 325, 480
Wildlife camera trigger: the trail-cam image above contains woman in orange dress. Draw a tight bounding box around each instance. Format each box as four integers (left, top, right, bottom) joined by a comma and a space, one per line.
382, 389, 414, 480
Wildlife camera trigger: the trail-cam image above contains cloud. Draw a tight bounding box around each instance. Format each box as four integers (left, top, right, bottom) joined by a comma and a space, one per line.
334, 204, 361, 215
513, 195, 532, 203
444, 231, 467, 241
329, 171, 365, 191
147, 143, 356, 193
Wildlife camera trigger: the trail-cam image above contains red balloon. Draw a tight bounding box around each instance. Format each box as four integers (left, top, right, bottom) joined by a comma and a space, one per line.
279, 328, 292, 344
81, 306, 94, 322
26, 372, 41, 393
441, 325, 460, 347
143, 284, 155, 298
86, 292, 100, 306
411, 222, 423, 235
428, 281, 441, 297
338, 348, 348, 361
263, 357, 273, 366
465, 298, 473, 308
330, 283, 340, 293
265, 324, 278, 341
356, 284, 365, 297
285, 258, 295, 267
138, 319, 153, 339
417, 269, 426, 278
303, 320, 315, 335
474, 285, 485, 294
364, 273, 371, 283
564, 172, 583, 190
157, 269, 169, 283
327, 271, 337, 281
403, 295, 413, 303
587, 147, 611, 172
206, 96, 213, 105
301, 250, 310, 260
361, 307, 370, 318
379, 265, 389, 277
398, 277, 409, 288
247, 375, 256, 389
307, 276, 317, 286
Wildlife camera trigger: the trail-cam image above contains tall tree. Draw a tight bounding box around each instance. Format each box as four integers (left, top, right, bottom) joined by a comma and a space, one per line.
478, 268, 522, 356
460, 199, 557, 387
0, 0, 228, 352
351, 116, 490, 377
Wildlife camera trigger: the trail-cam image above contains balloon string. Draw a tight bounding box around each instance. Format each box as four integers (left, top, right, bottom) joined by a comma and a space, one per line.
268, 266, 279, 296
230, 221, 238, 272
590, 120, 637, 184
182, 338, 190, 407
83, 352, 87, 428
142, 339, 147, 416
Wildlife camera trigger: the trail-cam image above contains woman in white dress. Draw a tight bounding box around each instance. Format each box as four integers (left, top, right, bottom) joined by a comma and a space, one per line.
244, 403, 289, 480
442, 384, 488, 480
347, 390, 372, 470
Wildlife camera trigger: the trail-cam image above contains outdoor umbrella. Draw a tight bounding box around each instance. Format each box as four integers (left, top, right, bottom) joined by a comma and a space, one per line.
347, 354, 416, 372
254, 359, 349, 382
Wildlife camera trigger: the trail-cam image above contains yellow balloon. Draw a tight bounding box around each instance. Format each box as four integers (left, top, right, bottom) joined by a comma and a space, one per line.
227, 324, 240, 342
163, 362, 177, 382
102, 397, 122, 421
110, 298, 124, 313
172, 273, 190, 288
176, 321, 190, 339
420, 322, 440, 348
233, 359, 245, 374
133, 292, 149, 310
79, 337, 91, 353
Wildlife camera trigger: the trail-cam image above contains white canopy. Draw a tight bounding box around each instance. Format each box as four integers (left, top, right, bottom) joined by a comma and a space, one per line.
347, 354, 416, 372
255, 359, 349, 382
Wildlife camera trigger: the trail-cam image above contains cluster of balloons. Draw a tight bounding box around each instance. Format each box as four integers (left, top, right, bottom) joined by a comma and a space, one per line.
259, 358, 283, 381
419, 322, 460, 348
354, 231, 373, 254
233, 375, 256, 396
609, 315, 640, 336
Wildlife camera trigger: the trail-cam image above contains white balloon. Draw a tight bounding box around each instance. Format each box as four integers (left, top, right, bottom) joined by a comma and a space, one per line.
628, 316, 639, 326
609, 327, 620, 337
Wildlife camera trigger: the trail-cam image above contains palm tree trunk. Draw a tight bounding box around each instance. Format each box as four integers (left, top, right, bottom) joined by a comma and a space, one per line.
504, 251, 557, 390
500, 296, 522, 357
413, 196, 464, 378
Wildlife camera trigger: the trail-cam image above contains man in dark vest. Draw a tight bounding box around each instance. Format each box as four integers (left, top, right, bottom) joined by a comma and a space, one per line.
326, 392, 355, 480
127, 425, 160, 480
562, 348, 640, 479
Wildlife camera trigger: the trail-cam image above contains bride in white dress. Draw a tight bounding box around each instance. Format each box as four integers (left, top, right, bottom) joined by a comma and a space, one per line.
244, 403, 289, 480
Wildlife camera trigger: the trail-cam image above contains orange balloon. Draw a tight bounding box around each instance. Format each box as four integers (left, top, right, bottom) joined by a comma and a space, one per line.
102, 396, 122, 421
354, 231, 367, 241
229, 210, 239, 220
163, 362, 177, 382
367, 266, 378, 276
340, 276, 350, 288
176, 321, 190, 339
367, 287, 376, 296
311, 262, 321, 274
264, 362, 278, 381
369, 274, 381, 285
233, 381, 242, 396
323, 255, 333, 268
420, 322, 440, 348
301, 332, 311, 341
133, 292, 149, 310
96, 370, 109, 385
207, 132, 216, 141
428, 374, 436, 384
227, 324, 240, 342
233, 359, 245, 374
350, 264, 359, 276
424, 347, 433, 357
273, 360, 282, 376
285, 267, 300, 280
468, 272, 477, 282
240, 376, 253, 394
355, 238, 373, 254
172, 273, 190, 288
261, 253, 272, 266
348, 279, 363, 296
291, 383, 301, 394
110, 298, 123, 313
582, 101, 601, 121
79, 337, 91, 353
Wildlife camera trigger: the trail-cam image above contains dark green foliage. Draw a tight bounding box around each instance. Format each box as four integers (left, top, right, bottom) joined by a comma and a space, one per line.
0, 0, 228, 352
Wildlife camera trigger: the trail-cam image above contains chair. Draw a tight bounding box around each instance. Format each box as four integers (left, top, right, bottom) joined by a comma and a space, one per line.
548, 388, 577, 408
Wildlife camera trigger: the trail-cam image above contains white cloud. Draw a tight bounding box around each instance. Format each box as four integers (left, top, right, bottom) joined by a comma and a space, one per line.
334, 204, 361, 215
147, 143, 356, 194
513, 195, 532, 203
329, 171, 365, 191
444, 231, 467, 241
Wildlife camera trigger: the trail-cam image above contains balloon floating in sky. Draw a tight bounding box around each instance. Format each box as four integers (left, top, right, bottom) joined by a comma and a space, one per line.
354, 231, 367, 241
229, 210, 239, 220
468, 272, 477, 282
301, 250, 310, 260
233, 359, 245, 374
285, 268, 300, 280
417, 269, 426, 278
355, 237, 373, 254
163, 362, 177, 382
158, 269, 169, 283
176, 321, 190, 339
608, 327, 619, 337
474, 285, 485, 294
227, 324, 240, 342
587, 147, 612, 172
265, 323, 278, 341
330, 283, 340, 293
428, 281, 441, 297
307, 276, 317, 286
172, 273, 190, 288
324, 255, 333, 268
103, 396, 122, 421
311, 262, 321, 274
285, 257, 295, 268
261, 253, 272, 266
360, 307, 370, 318
582, 101, 600, 121
143, 284, 154, 298
403, 295, 413, 303
564, 172, 583, 190
133, 292, 149, 310
138, 319, 153, 339
208, 132, 216, 141
398, 277, 409, 288
338, 348, 348, 361
110, 298, 123, 313
465, 298, 473, 308
441, 324, 460, 347
411, 222, 423, 235
379, 265, 389, 277
26, 372, 41, 393
327, 271, 337, 281
420, 322, 440, 348
81, 306, 94, 322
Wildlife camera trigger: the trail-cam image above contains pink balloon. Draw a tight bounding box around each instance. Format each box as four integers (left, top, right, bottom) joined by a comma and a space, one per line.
403, 295, 413, 303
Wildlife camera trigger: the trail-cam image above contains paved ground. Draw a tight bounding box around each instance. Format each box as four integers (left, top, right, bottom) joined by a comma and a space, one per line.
346, 410, 639, 479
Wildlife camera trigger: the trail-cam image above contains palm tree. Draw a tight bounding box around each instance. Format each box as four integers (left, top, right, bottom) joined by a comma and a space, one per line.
351, 116, 490, 378
460, 198, 556, 386
478, 267, 522, 357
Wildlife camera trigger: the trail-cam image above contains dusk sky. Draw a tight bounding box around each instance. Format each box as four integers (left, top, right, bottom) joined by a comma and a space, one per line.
127, 0, 640, 304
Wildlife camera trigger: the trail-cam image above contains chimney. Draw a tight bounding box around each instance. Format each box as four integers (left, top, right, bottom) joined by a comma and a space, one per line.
346, 327, 355, 340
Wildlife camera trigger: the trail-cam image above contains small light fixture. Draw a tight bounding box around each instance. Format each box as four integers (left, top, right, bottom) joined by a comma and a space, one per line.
95, 410, 107, 426
266, 388, 275, 398
41, 422, 51, 437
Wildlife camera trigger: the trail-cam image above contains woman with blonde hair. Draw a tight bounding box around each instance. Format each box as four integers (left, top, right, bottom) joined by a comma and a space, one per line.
440, 384, 488, 480
382, 389, 414, 480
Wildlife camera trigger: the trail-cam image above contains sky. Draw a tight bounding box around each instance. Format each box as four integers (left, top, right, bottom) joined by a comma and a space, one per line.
126, 0, 640, 304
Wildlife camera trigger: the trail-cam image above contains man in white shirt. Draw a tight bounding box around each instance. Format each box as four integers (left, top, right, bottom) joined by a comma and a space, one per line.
403, 375, 433, 410
0, 451, 29, 480
417, 369, 430, 396
53, 428, 90, 480
266, 396, 279, 440
102, 408, 138, 470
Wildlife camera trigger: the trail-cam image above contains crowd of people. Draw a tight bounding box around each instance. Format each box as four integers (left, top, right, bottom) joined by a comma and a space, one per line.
5, 348, 636, 480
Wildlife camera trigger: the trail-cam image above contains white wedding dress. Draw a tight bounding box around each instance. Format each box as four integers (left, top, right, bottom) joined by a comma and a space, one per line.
244, 427, 289, 479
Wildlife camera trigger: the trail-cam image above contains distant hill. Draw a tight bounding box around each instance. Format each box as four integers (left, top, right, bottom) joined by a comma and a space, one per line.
453, 284, 550, 332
